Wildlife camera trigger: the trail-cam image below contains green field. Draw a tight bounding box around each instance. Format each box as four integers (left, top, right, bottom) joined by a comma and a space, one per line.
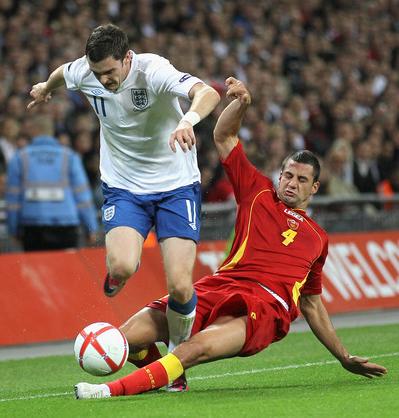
1, 324, 398, 418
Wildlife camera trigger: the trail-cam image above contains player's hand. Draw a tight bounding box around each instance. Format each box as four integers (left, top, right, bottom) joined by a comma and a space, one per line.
27, 82, 52, 110
168, 121, 196, 153
225, 77, 251, 105
340, 355, 387, 379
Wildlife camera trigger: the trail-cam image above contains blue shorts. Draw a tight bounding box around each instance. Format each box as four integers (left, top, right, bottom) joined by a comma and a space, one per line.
101, 182, 201, 243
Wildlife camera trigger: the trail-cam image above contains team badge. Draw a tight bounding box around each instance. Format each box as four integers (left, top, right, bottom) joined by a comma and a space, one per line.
287, 218, 299, 231
131, 89, 148, 110
104, 205, 115, 221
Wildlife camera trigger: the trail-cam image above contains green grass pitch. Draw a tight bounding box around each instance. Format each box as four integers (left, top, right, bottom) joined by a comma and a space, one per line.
0, 323, 398, 418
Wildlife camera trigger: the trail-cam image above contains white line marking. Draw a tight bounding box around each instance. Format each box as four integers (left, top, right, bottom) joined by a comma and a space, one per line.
191, 351, 399, 380
1, 352, 397, 403
0, 391, 73, 402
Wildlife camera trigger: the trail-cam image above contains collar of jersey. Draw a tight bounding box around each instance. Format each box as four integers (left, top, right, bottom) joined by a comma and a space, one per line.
118, 49, 135, 92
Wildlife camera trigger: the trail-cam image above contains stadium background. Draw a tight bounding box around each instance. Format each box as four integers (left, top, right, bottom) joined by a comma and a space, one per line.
0, 0, 398, 356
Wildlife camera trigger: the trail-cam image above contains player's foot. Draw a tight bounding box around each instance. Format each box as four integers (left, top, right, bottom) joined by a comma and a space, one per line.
166, 373, 189, 392
74, 382, 111, 399
103, 273, 126, 297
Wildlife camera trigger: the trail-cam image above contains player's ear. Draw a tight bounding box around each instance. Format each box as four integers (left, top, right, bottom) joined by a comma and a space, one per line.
311, 181, 320, 195
123, 51, 131, 64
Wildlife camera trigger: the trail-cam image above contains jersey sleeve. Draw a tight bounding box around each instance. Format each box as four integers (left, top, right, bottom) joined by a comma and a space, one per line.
63, 56, 91, 91
301, 237, 329, 295
222, 142, 274, 204
148, 55, 203, 99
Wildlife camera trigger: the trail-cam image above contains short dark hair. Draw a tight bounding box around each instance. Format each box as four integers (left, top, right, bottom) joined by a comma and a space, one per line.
281, 150, 321, 182
85, 24, 129, 63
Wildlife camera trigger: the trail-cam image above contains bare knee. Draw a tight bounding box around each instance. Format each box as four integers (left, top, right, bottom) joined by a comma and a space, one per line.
105, 227, 143, 280
108, 258, 138, 281
168, 279, 194, 304
120, 308, 168, 346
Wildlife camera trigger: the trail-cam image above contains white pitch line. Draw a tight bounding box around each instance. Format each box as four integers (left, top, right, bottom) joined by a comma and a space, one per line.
0, 391, 74, 403
190, 351, 399, 381
1, 352, 397, 403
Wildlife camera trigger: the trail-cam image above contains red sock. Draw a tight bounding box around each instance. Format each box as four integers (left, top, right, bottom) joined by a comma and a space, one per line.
106, 353, 184, 396
128, 343, 162, 368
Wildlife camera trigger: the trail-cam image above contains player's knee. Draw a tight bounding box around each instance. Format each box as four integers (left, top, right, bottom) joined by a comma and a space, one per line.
108, 260, 138, 281
168, 281, 194, 304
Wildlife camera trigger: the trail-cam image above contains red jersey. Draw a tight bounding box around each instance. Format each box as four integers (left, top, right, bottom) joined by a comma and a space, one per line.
216, 142, 328, 321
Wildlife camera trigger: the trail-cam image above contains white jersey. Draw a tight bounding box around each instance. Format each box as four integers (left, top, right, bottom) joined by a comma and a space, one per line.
63, 52, 202, 194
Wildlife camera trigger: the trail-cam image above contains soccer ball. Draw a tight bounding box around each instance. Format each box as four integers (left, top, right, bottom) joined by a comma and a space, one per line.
74, 322, 129, 376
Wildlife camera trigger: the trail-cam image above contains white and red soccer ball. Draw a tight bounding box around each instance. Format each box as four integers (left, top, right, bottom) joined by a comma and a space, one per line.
74, 322, 129, 376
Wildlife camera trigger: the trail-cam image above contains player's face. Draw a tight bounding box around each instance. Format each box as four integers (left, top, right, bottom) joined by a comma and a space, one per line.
88, 52, 131, 92
277, 159, 320, 209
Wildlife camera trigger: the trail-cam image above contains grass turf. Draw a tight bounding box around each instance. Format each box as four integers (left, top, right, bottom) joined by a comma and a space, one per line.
0, 323, 398, 418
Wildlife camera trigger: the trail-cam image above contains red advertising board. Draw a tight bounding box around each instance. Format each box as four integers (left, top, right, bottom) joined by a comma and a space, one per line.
1, 230, 399, 346
322, 231, 399, 312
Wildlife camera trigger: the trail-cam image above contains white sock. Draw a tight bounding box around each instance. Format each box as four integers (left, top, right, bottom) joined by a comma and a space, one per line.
166, 307, 196, 352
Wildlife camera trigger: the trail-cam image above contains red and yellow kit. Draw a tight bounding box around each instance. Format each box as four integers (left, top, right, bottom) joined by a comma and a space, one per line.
216, 142, 328, 322
148, 142, 328, 355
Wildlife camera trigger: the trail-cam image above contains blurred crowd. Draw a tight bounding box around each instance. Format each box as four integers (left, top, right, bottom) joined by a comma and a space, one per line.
1, 0, 399, 208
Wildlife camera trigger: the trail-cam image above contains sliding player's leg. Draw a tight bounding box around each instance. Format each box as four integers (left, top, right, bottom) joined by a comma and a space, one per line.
75, 315, 247, 399
120, 307, 168, 367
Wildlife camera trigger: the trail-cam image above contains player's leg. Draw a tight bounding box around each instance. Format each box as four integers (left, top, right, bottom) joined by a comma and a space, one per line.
74, 307, 167, 401
155, 182, 201, 353
101, 183, 152, 297
160, 237, 197, 352
159, 237, 197, 391
75, 315, 246, 398
121, 300, 188, 392
120, 307, 168, 367
104, 226, 144, 296
174, 315, 247, 368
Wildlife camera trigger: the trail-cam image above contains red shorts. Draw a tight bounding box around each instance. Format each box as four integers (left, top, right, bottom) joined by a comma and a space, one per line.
147, 275, 292, 356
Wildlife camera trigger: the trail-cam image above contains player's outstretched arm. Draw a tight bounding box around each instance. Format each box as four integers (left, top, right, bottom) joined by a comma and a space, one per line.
300, 294, 387, 379
169, 82, 220, 153
213, 77, 251, 160
27, 64, 66, 110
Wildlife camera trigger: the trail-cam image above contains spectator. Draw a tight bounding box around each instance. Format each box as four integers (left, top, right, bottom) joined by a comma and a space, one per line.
352, 139, 380, 194
0, 117, 19, 164
324, 145, 359, 200
6, 114, 99, 251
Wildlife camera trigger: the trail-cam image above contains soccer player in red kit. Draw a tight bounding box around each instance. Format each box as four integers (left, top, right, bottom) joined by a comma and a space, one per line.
75, 78, 387, 399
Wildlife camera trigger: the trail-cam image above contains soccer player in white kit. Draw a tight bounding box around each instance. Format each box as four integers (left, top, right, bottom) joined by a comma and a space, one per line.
28, 24, 220, 390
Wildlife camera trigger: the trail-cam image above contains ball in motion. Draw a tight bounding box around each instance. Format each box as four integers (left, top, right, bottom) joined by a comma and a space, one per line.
74, 322, 129, 376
